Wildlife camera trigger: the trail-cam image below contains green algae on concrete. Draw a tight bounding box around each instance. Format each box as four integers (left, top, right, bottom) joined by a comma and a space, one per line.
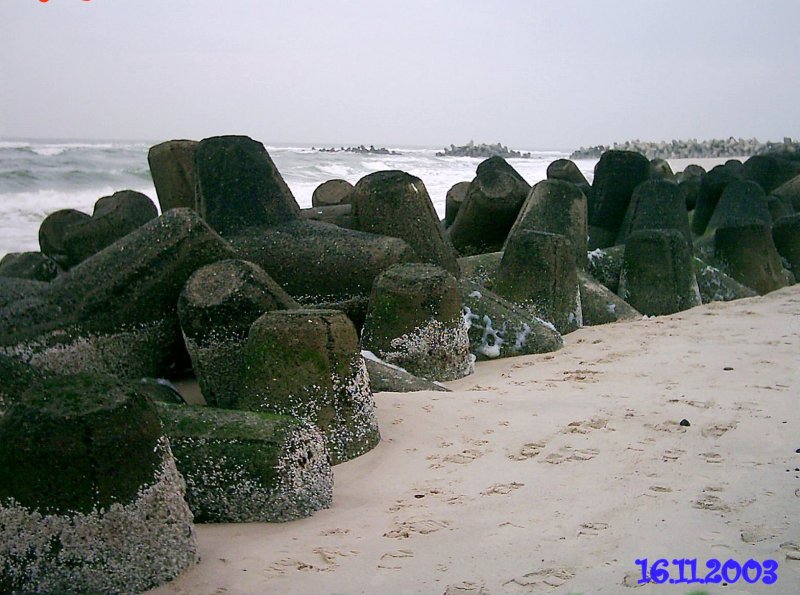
0, 373, 198, 594
157, 403, 333, 523
362, 263, 473, 380
241, 309, 380, 464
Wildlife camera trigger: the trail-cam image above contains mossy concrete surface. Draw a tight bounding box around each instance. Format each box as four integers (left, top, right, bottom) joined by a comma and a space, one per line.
577, 270, 641, 326
714, 223, 790, 295
460, 279, 563, 360
0, 375, 198, 594
229, 219, 416, 306
362, 264, 472, 380
157, 403, 333, 523
0, 374, 163, 515
352, 170, 460, 275
619, 229, 702, 316
448, 156, 530, 255
495, 230, 582, 334
692, 257, 758, 303
195, 135, 301, 236
241, 309, 380, 464
178, 259, 298, 407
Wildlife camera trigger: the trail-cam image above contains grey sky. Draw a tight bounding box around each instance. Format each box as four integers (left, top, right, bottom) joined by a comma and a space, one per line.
1, 0, 798, 149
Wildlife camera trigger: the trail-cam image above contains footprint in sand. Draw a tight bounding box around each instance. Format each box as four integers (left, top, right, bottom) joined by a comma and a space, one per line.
378, 549, 414, 570
564, 417, 610, 434
384, 518, 451, 539
268, 548, 358, 574
661, 448, 685, 462
543, 446, 600, 464
319, 528, 351, 536
701, 422, 737, 438
508, 441, 547, 461
578, 521, 609, 536
443, 449, 484, 465
503, 567, 575, 592
645, 420, 687, 433
444, 581, 491, 595
648, 485, 673, 493
693, 493, 730, 512
561, 369, 602, 382
482, 482, 525, 496
780, 542, 800, 561
740, 526, 775, 544
700, 451, 723, 463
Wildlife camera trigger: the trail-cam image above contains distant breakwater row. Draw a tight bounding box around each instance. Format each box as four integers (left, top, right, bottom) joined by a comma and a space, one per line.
312, 145, 400, 155
436, 142, 531, 159
570, 137, 798, 160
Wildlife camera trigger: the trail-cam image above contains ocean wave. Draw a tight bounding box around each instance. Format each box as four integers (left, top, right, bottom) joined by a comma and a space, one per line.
0, 185, 157, 257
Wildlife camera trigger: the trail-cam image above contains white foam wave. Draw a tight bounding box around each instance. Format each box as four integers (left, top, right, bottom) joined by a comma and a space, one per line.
0, 185, 156, 258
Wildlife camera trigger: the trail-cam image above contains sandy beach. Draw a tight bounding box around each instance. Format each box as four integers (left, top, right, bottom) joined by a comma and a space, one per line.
148, 284, 800, 595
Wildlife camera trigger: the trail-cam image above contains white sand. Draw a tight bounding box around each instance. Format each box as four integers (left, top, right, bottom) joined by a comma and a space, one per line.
150, 285, 800, 595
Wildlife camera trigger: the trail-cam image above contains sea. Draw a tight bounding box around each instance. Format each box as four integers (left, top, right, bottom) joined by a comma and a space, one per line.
0, 139, 598, 259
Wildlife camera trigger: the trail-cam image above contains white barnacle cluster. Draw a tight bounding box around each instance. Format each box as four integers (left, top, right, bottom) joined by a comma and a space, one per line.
3, 319, 175, 379
177, 431, 330, 523
271, 421, 334, 519
383, 317, 473, 380
327, 356, 380, 461
181, 333, 245, 405
0, 435, 198, 594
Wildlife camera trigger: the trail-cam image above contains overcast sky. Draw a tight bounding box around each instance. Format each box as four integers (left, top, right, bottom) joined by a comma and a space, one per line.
1, 0, 798, 149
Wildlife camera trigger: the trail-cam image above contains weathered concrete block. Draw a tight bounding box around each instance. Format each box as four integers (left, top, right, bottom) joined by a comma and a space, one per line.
457, 251, 503, 288
300, 203, 356, 229
60, 190, 159, 266
772, 174, 800, 212
691, 164, 741, 235
494, 230, 581, 334
195, 135, 301, 236
505, 179, 588, 269
148, 139, 199, 212
444, 181, 471, 228
352, 170, 460, 275
677, 164, 705, 211
742, 154, 800, 194
546, 158, 590, 195
767, 194, 794, 223
0, 353, 46, 416
448, 156, 530, 255
578, 270, 641, 326
619, 229, 701, 316
706, 179, 771, 233
229, 220, 416, 308
649, 158, 675, 181
460, 279, 563, 360
0, 251, 59, 282
178, 259, 298, 408
0, 374, 198, 594
0, 209, 236, 378
692, 257, 758, 303
586, 245, 625, 294
362, 263, 472, 381
588, 150, 650, 238
361, 352, 449, 392
157, 403, 333, 523
39, 208, 92, 268
772, 214, 800, 279
714, 223, 789, 295
241, 309, 380, 464
0, 278, 47, 311
312, 179, 354, 207
616, 179, 692, 248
